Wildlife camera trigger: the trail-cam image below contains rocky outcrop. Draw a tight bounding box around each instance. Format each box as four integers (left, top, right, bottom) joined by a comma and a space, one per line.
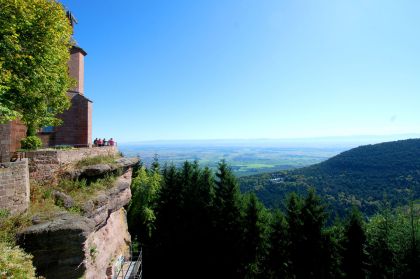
26, 146, 118, 182
81, 169, 132, 230
65, 157, 139, 180
18, 168, 134, 279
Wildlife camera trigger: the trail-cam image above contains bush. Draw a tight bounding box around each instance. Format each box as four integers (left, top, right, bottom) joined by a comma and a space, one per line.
20, 136, 42, 150
53, 145, 74, 150
0, 242, 36, 278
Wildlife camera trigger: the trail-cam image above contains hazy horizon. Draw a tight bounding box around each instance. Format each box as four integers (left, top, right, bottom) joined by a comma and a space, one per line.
119, 133, 420, 146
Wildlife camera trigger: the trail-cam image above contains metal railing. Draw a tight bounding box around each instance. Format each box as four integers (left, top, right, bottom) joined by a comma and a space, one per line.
115, 249, 142, 279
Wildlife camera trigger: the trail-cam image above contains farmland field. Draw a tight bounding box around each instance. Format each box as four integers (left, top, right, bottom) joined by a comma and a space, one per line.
119, 140, 350, 176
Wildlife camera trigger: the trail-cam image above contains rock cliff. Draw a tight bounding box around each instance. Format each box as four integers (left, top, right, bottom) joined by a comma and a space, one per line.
18, 156, 138, 279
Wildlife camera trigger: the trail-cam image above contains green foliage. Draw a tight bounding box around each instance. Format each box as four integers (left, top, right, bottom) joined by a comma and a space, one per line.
365, 204, 420, 278
264, 210, 290, 279
240, 193, 269, 278
20, 135, 42, 150
0, 211, 35, 278
52, 145, 74, 150
0, 211, 31, 245
0, 0, 73, 130
240, 139, 420, 216
75, 155, 120, 168
57, 175, 117, 204
342, 207, 367, 278
127, 159, 420, 279
0, 242, 36, 279
0, 209, 9, 219
89, 245, 98, 261
127, 165, 162, 240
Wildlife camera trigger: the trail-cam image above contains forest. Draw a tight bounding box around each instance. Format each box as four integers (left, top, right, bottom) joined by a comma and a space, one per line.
127, 159, 419, 279
239, 139, 420, 216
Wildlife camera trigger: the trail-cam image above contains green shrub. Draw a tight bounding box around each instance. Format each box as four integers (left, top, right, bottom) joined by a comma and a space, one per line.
75, 155, 118, 168
53, 145, 74, 150
0, 242, 36, 278
20, 136, 42, 150
0, 209, 9, 219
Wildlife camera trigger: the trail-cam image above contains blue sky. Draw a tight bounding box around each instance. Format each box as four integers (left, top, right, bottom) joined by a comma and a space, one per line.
61, 0, 420, 143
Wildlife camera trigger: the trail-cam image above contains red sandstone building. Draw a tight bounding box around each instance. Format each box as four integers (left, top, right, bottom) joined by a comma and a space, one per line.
0, 44, 92, 162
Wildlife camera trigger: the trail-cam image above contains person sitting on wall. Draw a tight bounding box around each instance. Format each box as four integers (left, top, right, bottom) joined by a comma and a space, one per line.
93, 138, 98, 146
103, 138, 107, 146
97, 138, 103, 147
109, 138, 115, 146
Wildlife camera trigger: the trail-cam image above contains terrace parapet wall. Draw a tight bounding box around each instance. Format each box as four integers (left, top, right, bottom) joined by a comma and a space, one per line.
0, 159, 30, 214
25, 146, 118, 182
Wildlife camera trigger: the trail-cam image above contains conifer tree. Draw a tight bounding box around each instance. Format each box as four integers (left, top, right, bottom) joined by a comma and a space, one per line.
151, 164, 183, 277
264, 210, 290, 279
240, 193, 269, 278
342, 207, 367, 278
213, 160, 243, 278
286, 189, 329, 278
285, 192, 304, 277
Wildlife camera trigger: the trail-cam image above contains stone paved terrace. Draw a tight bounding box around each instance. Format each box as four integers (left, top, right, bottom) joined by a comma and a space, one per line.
23, 146, 118, 182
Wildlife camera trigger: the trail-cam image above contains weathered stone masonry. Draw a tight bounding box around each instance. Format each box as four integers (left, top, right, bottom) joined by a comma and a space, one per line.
0, 159, 30, 214
0, 120, 27, 162
26, 146, 118, 182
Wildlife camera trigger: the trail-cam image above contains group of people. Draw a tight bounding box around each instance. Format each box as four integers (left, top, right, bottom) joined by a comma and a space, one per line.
93, 138, 115, 147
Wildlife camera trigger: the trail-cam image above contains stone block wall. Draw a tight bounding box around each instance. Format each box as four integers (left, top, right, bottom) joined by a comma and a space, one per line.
10, 120, 27, 153
0, 159, 30, 214
53, 94, 92, 147
0, 120, 26, 162
26, 146, 118, 182
0, 123, 11, 162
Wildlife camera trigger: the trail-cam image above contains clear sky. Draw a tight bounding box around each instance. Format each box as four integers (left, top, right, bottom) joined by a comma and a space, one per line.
61, 0, 420, 143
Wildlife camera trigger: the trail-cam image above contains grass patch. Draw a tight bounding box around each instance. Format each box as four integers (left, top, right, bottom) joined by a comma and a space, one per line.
52, 145, 74, 150
0, 210, 31, 246
0, 241, 36, 278
57, 175, 118, 206
75, 155, 119, 168
29, 182, 64, 221
28, 174, 118, 219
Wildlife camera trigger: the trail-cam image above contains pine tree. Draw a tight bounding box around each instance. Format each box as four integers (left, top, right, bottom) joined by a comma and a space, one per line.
240, 193, 269, 278
286, 189, 329, 278
213, 160, 243, 278
265, 210, 290, 279
342, 207, 367, 279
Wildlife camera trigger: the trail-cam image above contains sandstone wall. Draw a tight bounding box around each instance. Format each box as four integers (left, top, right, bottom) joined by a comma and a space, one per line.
0, 123, 11, 162
26, 146, 118, 182
0, 120, 26, 162
85, 209, 131, 279
19, 168, 133, 279
0, 159, 30, 214
54, 94, 92, 147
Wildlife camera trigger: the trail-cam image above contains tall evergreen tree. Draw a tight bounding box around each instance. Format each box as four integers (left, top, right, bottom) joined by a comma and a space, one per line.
213, 160, 243, 278
240, 193, 269, 278
151, 164, 183, 277
342, 207, 367, 279
286, 189, 330, 278
264, 210, 290, 279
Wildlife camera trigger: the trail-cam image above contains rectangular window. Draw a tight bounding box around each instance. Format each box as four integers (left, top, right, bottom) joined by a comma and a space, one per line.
42, 126, 54, 133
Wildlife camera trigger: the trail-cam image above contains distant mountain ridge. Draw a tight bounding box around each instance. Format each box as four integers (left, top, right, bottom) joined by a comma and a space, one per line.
239, 138, 420, 215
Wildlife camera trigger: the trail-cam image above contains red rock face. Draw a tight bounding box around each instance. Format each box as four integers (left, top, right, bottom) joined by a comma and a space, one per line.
18, 167, 133, 278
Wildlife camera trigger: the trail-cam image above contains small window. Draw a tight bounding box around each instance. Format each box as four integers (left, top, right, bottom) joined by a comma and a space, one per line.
42, 126, 54, 133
